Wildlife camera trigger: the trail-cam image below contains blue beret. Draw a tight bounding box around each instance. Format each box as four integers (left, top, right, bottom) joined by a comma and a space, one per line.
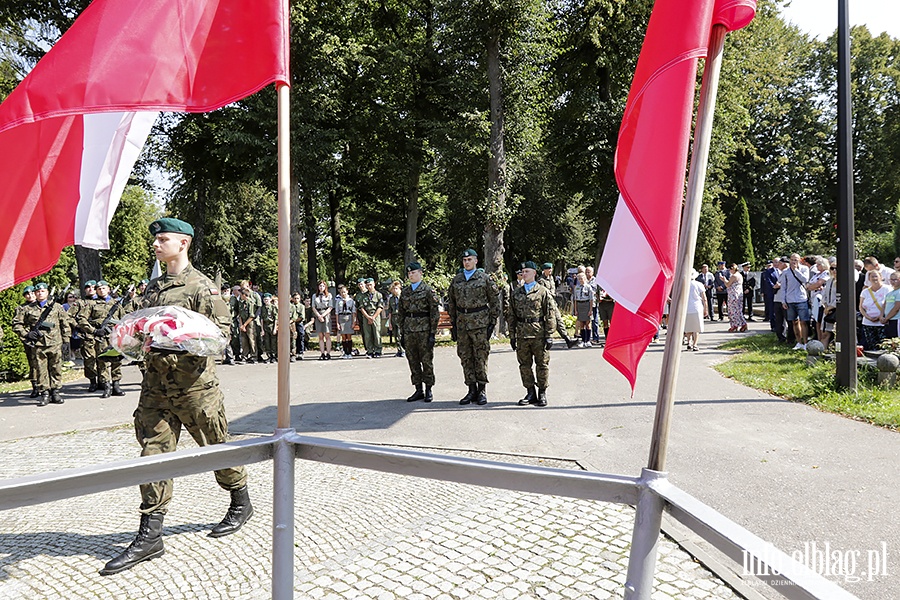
461, 249, 478, 258
149, 218, 194, 237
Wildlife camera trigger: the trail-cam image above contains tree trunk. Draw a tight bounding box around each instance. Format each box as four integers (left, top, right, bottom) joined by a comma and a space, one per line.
290, 173, 303, 294
405, 159, 422, 266
328, 189, 345, 284
303, 189, 318, 298
74, 245, 101, 290
593, 215, 612, 271
192, 185, 206, 268
483, 30, 506, 275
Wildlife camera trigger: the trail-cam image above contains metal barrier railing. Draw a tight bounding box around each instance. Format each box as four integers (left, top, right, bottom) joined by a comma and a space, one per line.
0, 429, 858, 600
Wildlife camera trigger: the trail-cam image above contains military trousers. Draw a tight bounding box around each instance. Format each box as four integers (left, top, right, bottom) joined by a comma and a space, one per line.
516, 338, 550, 389
551, 300, 568, 340
262, 328, 277, 358
24, 344, 37, 387
81, 334, 98, 380
94, 338, 122, 383
135, 353, 247, 515
361, 317, 382, 354
456, 327, 490, 385
240, 322, 259, 361
404, 331, 435, 386
34, 344, 63, 391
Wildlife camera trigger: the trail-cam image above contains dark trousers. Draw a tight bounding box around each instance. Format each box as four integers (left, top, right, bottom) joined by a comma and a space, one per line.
705, 290, 714, 319
763, 292, 774, 321
744, 292, 754, 319
716, 293, 727, 320
771, 302, 787, 342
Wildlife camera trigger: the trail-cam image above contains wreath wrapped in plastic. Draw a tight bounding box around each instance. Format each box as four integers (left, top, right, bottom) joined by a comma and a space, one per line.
111, 305, 227, 359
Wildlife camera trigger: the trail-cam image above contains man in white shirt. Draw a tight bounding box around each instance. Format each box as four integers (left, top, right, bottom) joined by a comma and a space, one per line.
863, 257, 893, 287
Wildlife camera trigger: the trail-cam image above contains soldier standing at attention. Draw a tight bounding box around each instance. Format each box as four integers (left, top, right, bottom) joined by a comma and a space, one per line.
260, 292, 278, 363
289, 292, 304, 361
385, 280, 404, 357
354, 277, 367, 344
13, 282, 70, 406
508, 262, 555, 407
398, 262, 439, 402
75, 280, 100, 391
16, 286, 39, 398
238, 282, 261, 364
100, 218, 252, 576
80, 280, 126, 398
537, 262, 579, 349
447, 249, 499, 406
359, 278, 384, 358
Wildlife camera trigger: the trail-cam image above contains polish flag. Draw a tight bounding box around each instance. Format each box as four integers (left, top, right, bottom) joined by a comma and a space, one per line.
596, 0, 756, 389
0, 0, 289, 290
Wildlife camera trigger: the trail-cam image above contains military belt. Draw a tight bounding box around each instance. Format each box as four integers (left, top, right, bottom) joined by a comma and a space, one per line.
517, 318, 544, 324
406, 311, 430, 318
457, 305, 488, 314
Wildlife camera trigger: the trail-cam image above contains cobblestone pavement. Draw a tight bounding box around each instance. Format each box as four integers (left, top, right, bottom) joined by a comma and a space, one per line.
0, 428, 741, 599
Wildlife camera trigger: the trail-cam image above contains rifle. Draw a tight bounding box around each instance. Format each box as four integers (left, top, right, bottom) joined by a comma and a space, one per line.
94, 294, 127, 338
56, 283, 71, 303
24, 294, 59, 348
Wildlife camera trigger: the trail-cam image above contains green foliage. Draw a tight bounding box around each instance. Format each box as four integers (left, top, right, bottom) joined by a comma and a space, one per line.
725, 197, 756, 265
893, 200, 900, 257
101, 186, 160, 287
855, 230, 894, 264
695, 199, 726, 267
0, 285, 30, 381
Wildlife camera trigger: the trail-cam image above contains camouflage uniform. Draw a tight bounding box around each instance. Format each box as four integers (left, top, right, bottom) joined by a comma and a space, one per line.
447, 269, 499, 386
228, 292, 243, 360
358, 290, 384, 356
71, 295, 99, 385
13, 299, 70, 396
14, 301, 39, 393
260, 300, 278, 361
508, 283, 555, 392
137, 264, 247, 515
385, 292, 404, 355
289, 300, 303, 357
238, 291, 261, 362
398, 281, 440, 387
537, 273, 572, 344
78, 296, 126, 388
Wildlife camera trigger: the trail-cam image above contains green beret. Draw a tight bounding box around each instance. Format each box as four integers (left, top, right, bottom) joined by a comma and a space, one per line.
84, 280, 96, 287
407, 261, 423, 272
96, 280, 109, 287
140, 279, 149, 285
149, 217, 194, 237
23, 285, 35, 294
521, 261, 538, 271
461, 248, 478, 258
263, 292, 272, 298
34, 282, 48, 290
542, 262, 553, 270
357, 277, 366, 283
365, 277, 375, 283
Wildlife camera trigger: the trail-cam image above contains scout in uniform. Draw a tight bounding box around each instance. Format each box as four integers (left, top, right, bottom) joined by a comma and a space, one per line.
290, 292, 305, 360
447, 249, 500, 405
359, 278, 384, 357
79, 280, 127, 398
13, 282, 70, 406
398, 262, 440, 402
100, 218, 252, 576
385, 280, 404, 357
508, 262, 555, 407
260, 292, 278, 363
238, 281, 261, 364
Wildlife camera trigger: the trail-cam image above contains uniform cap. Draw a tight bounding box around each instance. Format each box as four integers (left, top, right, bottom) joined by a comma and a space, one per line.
365, 278, 375, 283
34, 282, 48, 290
84, 280, 97, 287
741, 262, 751, 268
149, 217, 194, 237
357, 277, 366, 283
407, 261, 423, 272
263, 292, 272, 298
461, 248, 478, 258
23, 285, 35, 294
541, 262, 553, 270
140, 279, 149, 285
96, 280, 109, 287
521, 261, 538, 271
780, 256, 790, 263
717, 260, 726, 265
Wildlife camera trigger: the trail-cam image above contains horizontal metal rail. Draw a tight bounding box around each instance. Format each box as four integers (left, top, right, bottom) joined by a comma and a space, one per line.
653, 478, 859, 600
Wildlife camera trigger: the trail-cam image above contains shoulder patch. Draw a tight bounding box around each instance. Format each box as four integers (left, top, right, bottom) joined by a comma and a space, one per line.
209, 288, 220, 295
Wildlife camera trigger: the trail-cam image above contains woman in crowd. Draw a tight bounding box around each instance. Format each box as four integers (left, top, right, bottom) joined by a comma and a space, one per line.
685, 269, 708, 351
312, 280, 334, 360
859, 270, 888, 350
806, 256, 830, 341
572, 272, 595, 347
726, 263, 747, 332
334, 284, 356, 358
820, 263, 838, 350
879, 272, 900, 339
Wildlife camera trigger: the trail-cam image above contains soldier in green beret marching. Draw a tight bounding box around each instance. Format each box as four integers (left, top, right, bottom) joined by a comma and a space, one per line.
13, 282, 70, 406
100, 217, 252, 576
447, 249, 500, 405
508, 262, 556, 407
398, 262, 440, 402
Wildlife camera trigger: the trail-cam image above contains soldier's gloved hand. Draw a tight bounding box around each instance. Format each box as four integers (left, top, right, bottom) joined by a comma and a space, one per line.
544, 338, 553, 351
450, 326, 457, 342
510, 338, 517, 351
26, 330, 42, 341
428, 333, 435, 348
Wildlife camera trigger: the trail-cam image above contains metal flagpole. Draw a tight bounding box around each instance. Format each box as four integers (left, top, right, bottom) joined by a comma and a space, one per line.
835, 0, 857, 390
624, 24, 728, 600
272, 73, 296, 598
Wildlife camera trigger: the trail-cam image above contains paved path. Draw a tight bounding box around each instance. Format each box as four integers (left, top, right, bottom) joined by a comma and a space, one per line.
1, 319, 897, 599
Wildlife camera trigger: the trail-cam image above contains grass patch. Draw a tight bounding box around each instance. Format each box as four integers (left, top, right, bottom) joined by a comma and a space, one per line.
715, 334, 900, 431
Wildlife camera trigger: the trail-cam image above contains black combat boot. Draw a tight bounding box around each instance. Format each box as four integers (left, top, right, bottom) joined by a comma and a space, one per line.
30, 384, 39, 398
111, 381, 125, 396
536, 388, 548, 407
87, 377, 98, 392
49, 389, 64, 404
37, 391, 49, 407
459, 383, 477, 405
100, 382, 112, 398
564, 334, 579, 349
518, 387, 536, 406
475, 383, 488, 405
424, 385, 433, 403
99, 513, 165, 576
209, 486, 254, 538
406, 384, 425, 402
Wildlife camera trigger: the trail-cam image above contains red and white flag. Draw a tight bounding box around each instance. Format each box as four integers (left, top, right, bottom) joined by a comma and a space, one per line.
597, 0, 756, 389
0, 0, 289, 290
